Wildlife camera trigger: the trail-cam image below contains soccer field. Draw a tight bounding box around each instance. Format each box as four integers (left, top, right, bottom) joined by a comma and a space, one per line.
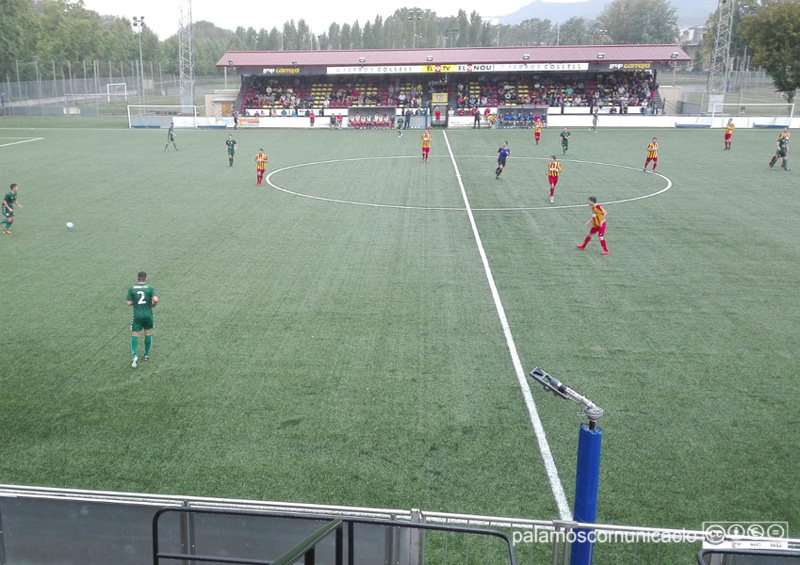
0, 119, 798, 532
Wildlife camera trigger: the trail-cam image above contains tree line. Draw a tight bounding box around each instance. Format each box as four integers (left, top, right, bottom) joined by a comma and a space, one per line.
1, 0, 797, 99
0, 0, 679, 80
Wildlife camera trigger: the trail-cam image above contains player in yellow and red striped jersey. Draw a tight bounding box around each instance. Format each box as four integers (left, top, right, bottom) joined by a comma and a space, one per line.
643, 137, 659, 171
548, 156, 562, 203
254, 148, 268, 186
421, 127, 432, 162
724, 119, 734, 150
576, 197, 608, 255
534, 116, 543, 145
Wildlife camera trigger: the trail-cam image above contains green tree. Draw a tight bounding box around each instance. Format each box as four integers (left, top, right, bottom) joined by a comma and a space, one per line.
467, 11, 484, 47
507, 17, 552, 46
350, 21, 363, 49
740, 0, 800, 103
362, 21, 374, 48
320, 23, 340, 50
283, 20, 299, 50
296, 19, 313, 50
262, 28, 281, 51
456, 10, 470, 47
226, 35, 247, 52
96, 18, 132, 62
38, 0, 106, 62
557, 17, 592, 46
597, 0, 678, 44
0, 0, 40, 79
339, 23, 352, 49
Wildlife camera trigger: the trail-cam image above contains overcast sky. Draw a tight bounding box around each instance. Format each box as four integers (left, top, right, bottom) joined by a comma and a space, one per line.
80, 0, 555, 39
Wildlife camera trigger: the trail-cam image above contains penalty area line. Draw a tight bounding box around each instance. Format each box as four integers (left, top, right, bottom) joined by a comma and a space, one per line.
442, 130, 572, 521
0, 137, 44, 148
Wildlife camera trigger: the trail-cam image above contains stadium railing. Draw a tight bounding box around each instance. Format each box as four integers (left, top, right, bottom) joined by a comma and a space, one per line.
0, 484, 797, 565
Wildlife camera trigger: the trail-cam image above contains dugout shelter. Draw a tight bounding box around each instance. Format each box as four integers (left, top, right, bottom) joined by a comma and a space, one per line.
216, 45, 690, 129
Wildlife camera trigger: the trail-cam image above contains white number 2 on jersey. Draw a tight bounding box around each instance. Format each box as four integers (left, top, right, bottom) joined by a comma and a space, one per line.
136, 291, 147, 305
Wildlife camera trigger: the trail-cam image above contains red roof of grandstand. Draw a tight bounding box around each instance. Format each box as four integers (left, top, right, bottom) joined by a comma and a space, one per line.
217, 45, 691, 68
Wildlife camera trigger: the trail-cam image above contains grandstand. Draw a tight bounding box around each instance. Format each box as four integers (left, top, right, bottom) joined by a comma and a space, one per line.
216, 45, 690, 129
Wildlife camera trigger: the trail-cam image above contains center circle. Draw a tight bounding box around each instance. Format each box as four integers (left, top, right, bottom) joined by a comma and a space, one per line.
265, 155, 672, 211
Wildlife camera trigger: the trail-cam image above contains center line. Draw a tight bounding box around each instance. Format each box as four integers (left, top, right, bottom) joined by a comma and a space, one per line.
442, 131, 571, 521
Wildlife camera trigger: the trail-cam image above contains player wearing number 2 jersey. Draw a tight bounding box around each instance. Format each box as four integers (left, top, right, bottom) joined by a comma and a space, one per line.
126, 271, 159, 368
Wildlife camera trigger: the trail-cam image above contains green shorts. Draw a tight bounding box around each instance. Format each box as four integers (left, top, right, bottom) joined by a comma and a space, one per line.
131, 315, 154, 332
2, 209, 13, 219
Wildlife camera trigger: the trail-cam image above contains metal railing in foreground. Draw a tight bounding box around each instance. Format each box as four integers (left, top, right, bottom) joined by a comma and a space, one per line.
151, 506, 516, 565
1, 484, 798, 565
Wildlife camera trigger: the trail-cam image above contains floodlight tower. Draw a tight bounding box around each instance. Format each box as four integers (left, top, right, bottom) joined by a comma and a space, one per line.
178, 0, 195, 111
529, 368, 604, 565
707, 0, 735, 95
408, 8, 423, 49
132, 17, 145, 105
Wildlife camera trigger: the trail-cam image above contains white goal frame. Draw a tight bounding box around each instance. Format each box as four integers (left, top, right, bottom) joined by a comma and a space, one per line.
64, 93, 109, 113
106, 83, 128, 103
127, 104, 199, 129
711, 102, 795, 120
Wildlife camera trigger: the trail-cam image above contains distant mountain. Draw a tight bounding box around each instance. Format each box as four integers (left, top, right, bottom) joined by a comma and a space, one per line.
499, 0, 715, 27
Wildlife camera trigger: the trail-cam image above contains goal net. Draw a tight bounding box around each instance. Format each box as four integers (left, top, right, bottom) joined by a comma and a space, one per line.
106, 83, 128, 102
127, 105, 198, 129
64, 94, 111, 115
710, 103, 795, 120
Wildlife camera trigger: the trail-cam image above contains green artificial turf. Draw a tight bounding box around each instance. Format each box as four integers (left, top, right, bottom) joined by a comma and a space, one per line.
0, 122, 797, 535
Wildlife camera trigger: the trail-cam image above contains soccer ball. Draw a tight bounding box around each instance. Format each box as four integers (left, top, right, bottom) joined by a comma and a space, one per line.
66, 222, 74, 229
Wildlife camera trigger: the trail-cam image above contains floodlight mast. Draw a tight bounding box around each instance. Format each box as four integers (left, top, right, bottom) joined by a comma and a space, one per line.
529, 366, 603, 565
529, 367, 604, 429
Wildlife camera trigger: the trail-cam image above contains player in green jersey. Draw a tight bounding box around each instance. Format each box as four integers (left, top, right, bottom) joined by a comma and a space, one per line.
226, 133, 237, 167
769, 137, 789, 171
126, 271, 159, 368
2, 183, 22, 234
560, 127, 571, 156
164, 122, 178, 152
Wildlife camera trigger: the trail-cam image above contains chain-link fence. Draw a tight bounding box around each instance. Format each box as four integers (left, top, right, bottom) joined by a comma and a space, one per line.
1, 60, 234, 117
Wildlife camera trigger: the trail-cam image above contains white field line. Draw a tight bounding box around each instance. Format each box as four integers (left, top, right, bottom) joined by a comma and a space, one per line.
442, 131, 572, 520
0, 137, 44, 148
264, 155, 672, 212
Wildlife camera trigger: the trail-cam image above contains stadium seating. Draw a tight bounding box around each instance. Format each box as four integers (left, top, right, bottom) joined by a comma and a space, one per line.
235, 71, 660, 117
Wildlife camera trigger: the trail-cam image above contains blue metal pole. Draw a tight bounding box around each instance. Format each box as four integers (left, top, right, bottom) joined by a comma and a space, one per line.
570, 422, 602, 565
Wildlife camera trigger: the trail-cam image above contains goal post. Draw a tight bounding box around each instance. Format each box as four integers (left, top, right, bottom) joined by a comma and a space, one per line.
127, 105, 199, 129
710, 102, 795, 120
64, 94, 109, 114
106, 83, 128, 103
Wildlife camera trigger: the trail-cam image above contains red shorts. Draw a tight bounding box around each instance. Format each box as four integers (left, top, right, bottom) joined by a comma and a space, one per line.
535, 132, 541, 139
422, 147, 430, 154
724, 133, 732, 140
646, 157, 658, 164
549, 176, 559, 187
590, 223, 607, 237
